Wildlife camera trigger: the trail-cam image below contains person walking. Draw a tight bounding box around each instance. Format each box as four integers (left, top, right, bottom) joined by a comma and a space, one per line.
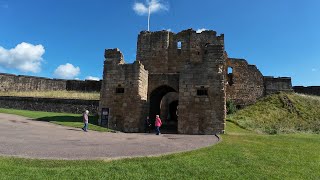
155, 115, 162, 135
145, 116, 151, 133
82, 110, 89, 132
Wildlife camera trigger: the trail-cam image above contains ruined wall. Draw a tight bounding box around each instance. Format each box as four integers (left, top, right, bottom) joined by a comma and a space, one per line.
137, 29, 226, 134
226, 58, 265, 106
99, 49, 148, 132
293, 86, 320, 96
147, 73, 179, 96
0, 96, 99, 114
0, 73, 101, 92
178, 44, 226, 134
136, 31, 170, 73
264, 76, 292, 95
100, 28, 294, 134
66, 80, 101, 92
0, 73, 66, 91
137, 29, 224, 74
168, 29, 224, 73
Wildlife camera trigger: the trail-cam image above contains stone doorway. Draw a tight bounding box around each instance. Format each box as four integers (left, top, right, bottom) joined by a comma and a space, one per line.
149, 85, 178, 133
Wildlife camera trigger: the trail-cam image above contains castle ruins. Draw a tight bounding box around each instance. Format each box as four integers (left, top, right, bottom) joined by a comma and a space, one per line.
99, 29, 292, 135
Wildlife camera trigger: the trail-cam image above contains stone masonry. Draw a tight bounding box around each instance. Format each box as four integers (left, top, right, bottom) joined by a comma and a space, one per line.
293, 86, 320, 96
99, 28, 292, 134
100, 29, 227, 134
0, 31, 293, 127
0, 73, 101, 92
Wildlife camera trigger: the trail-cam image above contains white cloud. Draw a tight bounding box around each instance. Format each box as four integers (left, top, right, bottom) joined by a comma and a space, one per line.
85, 76, 100, 81
133, 0, 168, 16
53, 63, 80, 79
312, 68, 318, 72
196, 28, 207, 33
0, 42, 45, 73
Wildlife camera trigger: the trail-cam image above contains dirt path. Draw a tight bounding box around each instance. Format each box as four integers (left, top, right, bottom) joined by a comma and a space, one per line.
0, 113, 219, 160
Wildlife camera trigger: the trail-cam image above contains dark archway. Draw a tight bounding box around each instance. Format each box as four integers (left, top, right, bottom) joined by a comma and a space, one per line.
149, 85, 178, 133
166, 100, 178, 132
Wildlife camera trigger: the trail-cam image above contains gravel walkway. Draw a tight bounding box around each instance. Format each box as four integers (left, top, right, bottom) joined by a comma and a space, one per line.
0, 113, 219, 160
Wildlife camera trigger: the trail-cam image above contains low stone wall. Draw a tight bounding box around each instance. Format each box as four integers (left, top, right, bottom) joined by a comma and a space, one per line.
264, 76, 293, 95
66, 80, 102, 92
0, 96, 99, 115
0, 73, 101, 92
0, 73, 66, 91
293, 86, 320, 96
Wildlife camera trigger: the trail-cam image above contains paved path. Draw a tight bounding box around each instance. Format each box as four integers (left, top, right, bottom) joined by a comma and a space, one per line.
0, 113, 219, 160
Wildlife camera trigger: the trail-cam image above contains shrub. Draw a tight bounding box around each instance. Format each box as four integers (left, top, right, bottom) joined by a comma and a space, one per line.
226, 100, 237, 114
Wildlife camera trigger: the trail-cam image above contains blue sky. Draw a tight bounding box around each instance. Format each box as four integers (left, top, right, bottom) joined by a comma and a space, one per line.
0, 0, 319, 85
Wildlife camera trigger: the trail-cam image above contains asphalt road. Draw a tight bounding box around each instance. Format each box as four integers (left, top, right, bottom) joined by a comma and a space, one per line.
0, 113, 219, 160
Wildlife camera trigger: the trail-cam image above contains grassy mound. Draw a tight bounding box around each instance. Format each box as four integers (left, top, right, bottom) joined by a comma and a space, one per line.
228, 93, 320, 134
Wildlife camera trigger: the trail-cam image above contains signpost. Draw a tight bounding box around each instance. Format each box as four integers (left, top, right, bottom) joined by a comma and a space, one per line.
101, 108, 109, 127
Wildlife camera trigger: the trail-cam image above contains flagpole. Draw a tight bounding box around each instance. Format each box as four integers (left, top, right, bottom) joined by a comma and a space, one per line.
148, 5, 151, 31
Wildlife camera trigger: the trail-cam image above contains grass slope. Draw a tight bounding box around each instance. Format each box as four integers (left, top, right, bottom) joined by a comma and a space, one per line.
0, 108, 112, 132
0, 123, 319, 179
228, 93, 320, 134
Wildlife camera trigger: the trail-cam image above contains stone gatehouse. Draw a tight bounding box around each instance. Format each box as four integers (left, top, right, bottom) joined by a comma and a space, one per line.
99, 29, 292, 135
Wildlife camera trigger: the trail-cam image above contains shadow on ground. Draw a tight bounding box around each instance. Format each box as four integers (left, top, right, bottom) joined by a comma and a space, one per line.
36, 115, 99, 125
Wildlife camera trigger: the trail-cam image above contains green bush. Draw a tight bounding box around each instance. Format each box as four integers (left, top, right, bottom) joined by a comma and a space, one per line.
226, 100, 237, 114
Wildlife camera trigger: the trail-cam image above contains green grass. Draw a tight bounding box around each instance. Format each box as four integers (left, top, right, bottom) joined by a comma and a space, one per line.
0, 90, 100, 100
228, 92, 320, 134
0, 122, 319, 179
0, 108, 113, 132
0, 100, 319, 179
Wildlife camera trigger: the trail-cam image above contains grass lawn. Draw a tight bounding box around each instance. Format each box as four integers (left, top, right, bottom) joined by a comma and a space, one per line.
0, 90, 100, 100
0, 114, 319, 179
0, 108, 113, 132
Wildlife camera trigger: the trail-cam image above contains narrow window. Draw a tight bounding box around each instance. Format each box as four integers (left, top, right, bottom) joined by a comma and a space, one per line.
227, 67, 234, 86
177, 41, 182, 49
197, 86, 208, 96
116, 85, 124, 94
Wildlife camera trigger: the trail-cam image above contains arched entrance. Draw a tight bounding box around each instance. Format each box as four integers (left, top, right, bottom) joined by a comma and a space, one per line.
149, 85, 178, 133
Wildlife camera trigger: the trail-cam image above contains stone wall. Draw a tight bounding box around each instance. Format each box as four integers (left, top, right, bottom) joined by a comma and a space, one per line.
0, 96, 99, 114
137, 29, 224, 74
66, 80, 101, 92
0, 73, 66, 91
148, 74, 179, 96
264, 76, 292, 95
178, 44, 226, 134
293, 86, 320, 96
99, 49, 148, 132
0, 73, 101, 92
226, 58, 265, 106
99, 28, 293, 135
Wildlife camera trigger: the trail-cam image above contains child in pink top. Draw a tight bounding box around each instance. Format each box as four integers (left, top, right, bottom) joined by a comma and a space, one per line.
155, 115, 162, 135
